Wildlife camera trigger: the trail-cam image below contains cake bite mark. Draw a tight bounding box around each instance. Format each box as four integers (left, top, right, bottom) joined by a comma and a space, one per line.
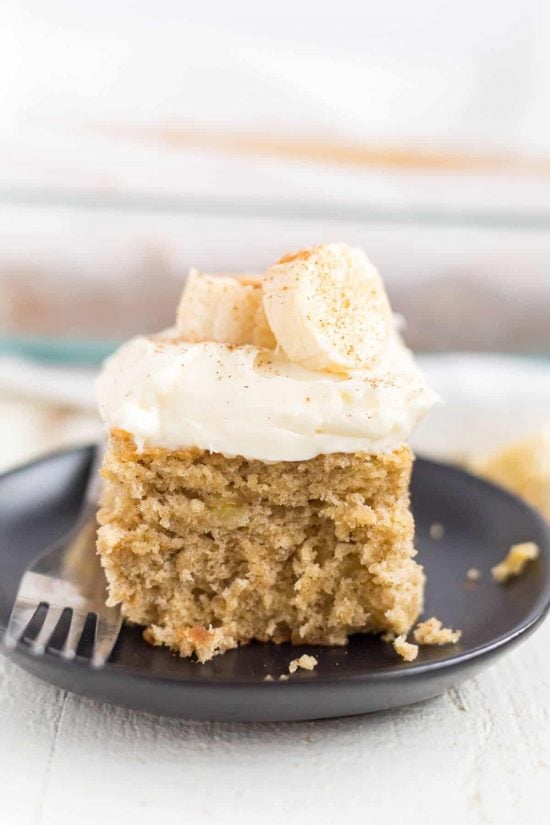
491, 542, 539, 583
413, 617, 461, 646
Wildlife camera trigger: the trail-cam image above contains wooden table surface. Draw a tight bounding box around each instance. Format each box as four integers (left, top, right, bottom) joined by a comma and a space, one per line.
0, 616, 548, 825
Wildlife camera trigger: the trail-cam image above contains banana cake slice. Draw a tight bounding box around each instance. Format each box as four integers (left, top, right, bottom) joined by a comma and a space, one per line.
96, 243, 435, 662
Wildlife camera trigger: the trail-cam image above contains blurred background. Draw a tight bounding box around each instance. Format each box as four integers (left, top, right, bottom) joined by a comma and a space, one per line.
0, 0, 548, 515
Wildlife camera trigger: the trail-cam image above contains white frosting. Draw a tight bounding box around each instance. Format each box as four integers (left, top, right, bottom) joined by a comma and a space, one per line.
97, 328, 435, 462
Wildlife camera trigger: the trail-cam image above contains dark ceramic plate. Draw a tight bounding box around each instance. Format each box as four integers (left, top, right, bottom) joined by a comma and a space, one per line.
0, 446, 549, 722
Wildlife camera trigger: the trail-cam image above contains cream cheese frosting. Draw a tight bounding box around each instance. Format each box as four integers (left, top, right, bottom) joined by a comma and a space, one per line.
97, 328, 435, 462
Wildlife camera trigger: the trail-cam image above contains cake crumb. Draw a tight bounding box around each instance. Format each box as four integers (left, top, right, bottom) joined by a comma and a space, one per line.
278, 674, 289, 682
392, 635, 418, 662
289, 654, 318, 674
264, 674, 274, 682
381, 631, 396, 642
466, 567, 481, 582
429, 522, 445, 540
491, 542, 539, 583
413, 617, 461, 645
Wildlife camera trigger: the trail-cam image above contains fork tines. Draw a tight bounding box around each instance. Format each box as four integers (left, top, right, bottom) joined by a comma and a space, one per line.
5, 600, 118, 668
4, 444, 121, 668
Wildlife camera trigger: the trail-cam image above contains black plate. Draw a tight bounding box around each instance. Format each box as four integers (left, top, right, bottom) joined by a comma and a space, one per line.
0, 446, 549, 722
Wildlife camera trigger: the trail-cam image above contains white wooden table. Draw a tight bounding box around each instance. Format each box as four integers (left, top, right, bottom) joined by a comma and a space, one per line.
0, 617, 548, 825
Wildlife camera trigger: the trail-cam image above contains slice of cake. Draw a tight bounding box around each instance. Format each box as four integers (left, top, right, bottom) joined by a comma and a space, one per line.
96, 243, 434, 662
471, 425, 550, 522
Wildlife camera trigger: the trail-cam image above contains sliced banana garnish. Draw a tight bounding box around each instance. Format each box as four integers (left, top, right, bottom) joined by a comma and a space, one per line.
262, 243, 392, 373
177, 269, 275, 348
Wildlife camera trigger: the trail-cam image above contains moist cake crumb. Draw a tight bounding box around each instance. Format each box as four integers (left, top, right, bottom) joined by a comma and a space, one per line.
393, 635, 418, 661
264, 674, 274, 682
278, 674, 289, 682
429, 522, 445, 540
491, 542, 539, 583
466, 567, 481, 582
413, 617, 461, 645
289, 654, 318, 673
98, 430, 424, 662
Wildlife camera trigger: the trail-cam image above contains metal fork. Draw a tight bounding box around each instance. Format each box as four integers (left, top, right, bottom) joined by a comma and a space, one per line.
4, 444, 122, 668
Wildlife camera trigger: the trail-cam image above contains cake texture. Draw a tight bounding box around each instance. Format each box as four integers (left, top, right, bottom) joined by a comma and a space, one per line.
96, 243, 434, 661
98, 430, 423, 661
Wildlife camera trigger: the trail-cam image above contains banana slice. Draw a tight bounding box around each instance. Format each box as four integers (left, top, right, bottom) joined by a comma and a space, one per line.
262, 243, 392, 372
177, 269, 276, 348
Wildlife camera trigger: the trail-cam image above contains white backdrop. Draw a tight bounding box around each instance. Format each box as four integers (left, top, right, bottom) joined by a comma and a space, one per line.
1, 0, 550, 211
1, 0, 550, 349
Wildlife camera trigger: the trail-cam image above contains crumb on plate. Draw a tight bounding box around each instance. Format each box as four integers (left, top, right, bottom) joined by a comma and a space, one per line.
278, 674, 289, 682
392, 634, 418, 662
466, 567, 481, 582
413, 617, 461, 645
288, 654, 318, 674
429, 522, 445, 540
491, 542, 539, 583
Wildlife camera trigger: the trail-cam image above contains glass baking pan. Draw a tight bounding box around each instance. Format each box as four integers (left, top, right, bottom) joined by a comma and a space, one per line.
1, 189, 549, 364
